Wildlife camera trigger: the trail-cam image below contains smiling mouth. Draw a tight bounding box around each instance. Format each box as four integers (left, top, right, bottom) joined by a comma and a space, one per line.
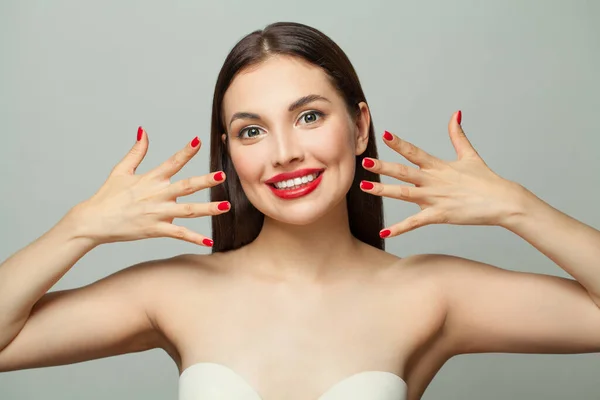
269, 171, 322, 190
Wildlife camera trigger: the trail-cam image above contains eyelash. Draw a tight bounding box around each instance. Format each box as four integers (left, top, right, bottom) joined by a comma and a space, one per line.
236, 110, 325, 139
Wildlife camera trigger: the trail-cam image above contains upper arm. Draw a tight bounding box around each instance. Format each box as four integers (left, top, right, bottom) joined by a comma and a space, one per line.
0, 258, 171, 373
422, 254, 600, 356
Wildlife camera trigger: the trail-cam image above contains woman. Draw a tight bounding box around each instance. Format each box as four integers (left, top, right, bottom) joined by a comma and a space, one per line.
1, 22, 599, 400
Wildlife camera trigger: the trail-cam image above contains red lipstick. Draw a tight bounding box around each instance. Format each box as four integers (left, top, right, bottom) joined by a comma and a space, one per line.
265, 168, 323, 184
265, 169, 324, 200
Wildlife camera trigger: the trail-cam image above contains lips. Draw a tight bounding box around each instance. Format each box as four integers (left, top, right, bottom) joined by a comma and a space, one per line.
266, 170, 324, 200
265, 168, 324, 184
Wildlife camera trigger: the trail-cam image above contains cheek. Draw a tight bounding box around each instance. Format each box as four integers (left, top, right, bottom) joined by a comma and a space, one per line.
309, 118, 356, 164
229, 148, 261, 185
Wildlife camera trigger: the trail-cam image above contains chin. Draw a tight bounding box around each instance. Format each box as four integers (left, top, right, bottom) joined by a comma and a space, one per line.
263, 202, 332, 226
242, 172, 353, 226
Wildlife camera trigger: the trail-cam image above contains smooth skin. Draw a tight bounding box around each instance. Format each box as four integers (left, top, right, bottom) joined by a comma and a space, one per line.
1, 56, 600, 400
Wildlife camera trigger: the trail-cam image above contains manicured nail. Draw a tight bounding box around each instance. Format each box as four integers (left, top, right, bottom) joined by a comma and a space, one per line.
380, 229, 391, 238
362, 158, 375, 168
457, 110, 462, 125
214, 172, 224, 181
217, 201, 230, 211
191, 137, 200, 148
360, 180, 374, 190
202, 238, 213, 247
137, 126, 143, 141
383, 131, 393, 141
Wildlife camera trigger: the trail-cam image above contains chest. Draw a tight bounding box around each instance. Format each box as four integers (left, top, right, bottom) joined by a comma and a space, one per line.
157, 269, 444, 399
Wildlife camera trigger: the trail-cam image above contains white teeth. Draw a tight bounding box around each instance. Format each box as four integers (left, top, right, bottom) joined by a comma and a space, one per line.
273, 172, 320, 189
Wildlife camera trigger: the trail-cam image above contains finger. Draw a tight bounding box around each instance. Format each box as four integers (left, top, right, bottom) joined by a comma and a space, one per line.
362, 157, 428, 186
161, 171, 226, 199
359, 180, 428, 203
380, 209, 439, 238
382, 131, 440, 168
112, 126, 149, 175
148, 136, 201, 179
448, 110, 479, 160
168, 201, 231, 219
157, 222, 214, 247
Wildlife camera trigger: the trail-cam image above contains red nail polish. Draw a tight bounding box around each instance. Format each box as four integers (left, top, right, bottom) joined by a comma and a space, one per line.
202, 238, 213, 247
457, 110, 462, 125
383, 131, 393, 141
191, 137, 200, 148
380, 229, 391, 238
360, 180, 374, 190
137, 126, 143, 141
214, 172, 224, 181
217, 201, 230, 211
362, 158, 375, 168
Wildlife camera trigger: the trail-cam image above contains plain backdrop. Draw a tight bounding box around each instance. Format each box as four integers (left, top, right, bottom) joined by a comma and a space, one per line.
1, 0, 599, 399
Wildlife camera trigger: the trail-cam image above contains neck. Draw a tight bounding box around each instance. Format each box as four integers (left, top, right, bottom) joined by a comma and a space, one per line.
242, 199, 361, 282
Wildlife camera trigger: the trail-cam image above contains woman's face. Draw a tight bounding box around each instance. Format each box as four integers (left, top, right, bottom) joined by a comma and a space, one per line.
222, 55, 370, 225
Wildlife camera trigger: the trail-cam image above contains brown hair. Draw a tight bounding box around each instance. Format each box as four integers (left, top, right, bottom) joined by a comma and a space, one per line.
210, 22, 384, 252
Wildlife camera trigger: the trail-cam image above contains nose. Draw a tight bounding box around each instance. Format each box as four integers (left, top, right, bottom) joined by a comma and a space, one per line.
270, 129, 304, 168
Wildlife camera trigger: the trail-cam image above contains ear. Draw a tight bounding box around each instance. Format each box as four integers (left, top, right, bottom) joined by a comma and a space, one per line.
354, 102, 370, 156
221, 133, 227, 144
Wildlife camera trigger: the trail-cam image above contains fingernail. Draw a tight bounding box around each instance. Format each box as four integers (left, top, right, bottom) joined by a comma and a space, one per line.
137, 126, 143, 141
362, 158, 375, 168
457, 110, 462, 125
191, 137, 200, 148
360, 180, 374, 190
202, 238, 213, 247
217, 201, 230, 211
214, 172, 224, 181
383, 131, 393, 141
380, 229, 391, 238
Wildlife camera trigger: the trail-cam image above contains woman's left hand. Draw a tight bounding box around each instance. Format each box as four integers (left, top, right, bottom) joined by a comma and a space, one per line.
360, 110, 526, 238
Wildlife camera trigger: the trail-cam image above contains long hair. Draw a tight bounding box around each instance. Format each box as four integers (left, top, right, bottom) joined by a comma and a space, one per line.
210, 22, 384, 252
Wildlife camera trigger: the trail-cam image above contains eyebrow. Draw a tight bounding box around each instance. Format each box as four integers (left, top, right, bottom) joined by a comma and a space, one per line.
228, 94, 331, 129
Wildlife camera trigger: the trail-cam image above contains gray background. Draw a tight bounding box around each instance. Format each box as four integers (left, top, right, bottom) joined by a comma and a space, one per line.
1, 0, 599, 399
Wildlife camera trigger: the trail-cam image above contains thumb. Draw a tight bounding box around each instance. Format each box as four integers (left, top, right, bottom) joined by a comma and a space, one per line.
448, 110, 479, 160
112, 126, 149, 175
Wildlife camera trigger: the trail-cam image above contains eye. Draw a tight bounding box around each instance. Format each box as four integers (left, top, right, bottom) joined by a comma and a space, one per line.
237, 126, 263, 139
298, 111, 323, 125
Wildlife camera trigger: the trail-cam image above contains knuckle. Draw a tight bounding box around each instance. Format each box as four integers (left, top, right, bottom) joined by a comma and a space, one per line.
179, 178, 195, 194
168, 155, 182, 169
183, 203, 195, 217
400, 186, 411, 198
404, 142, 418, 157
129, 146, 143, 157
396, 163, 409, 176
173, 226, 187, 239
144, 225, 161, 238
407, 218, 421, 230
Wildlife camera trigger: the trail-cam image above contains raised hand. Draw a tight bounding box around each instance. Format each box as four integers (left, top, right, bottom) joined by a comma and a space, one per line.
71, 127, 229, 247
360, 111, 524, 238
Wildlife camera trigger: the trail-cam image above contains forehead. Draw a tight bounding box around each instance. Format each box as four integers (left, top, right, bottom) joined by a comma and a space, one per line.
222, 56, 340, 115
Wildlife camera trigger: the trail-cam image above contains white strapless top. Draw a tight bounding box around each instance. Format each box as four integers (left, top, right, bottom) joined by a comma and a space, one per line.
179, 362, 407, 399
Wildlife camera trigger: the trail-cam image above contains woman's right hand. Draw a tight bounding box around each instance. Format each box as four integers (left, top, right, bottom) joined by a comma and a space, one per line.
68, 127, 228, 247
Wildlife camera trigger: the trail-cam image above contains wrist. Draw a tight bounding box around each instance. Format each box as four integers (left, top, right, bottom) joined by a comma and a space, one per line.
497, 182, 538, 231
57, 203, 104, 248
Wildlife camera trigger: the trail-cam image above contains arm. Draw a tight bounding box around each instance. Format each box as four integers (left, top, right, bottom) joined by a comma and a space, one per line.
502, 185, 600, 306
0, 208, 166, 372
430, 186, 600, 355
364, 112, 600, 355
0, 208, 96, 352
0, 128, 227, 372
